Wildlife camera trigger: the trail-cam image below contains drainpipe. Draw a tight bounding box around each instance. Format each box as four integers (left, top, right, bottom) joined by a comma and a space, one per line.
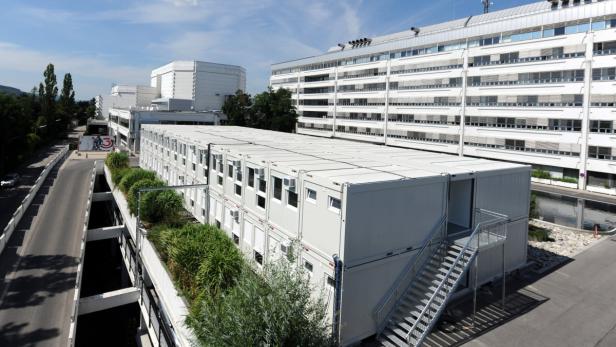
332, 254, 343, 346
205, 143, 211, 224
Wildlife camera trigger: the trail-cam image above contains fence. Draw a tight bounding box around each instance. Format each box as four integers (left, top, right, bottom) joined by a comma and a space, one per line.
0, 146, 70, 254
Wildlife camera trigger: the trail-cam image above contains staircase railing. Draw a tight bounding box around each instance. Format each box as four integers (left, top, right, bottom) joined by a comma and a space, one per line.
405, 209, 508, 345
373, 215, 447, 334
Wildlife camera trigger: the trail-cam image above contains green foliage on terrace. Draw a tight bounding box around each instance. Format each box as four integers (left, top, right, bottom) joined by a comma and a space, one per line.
105, 151, 129, 171
149, 224, 333, 346
118, 168, 157, 194
105, 160, 183, 224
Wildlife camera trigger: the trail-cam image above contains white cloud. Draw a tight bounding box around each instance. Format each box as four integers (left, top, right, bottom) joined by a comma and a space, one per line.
0, 42, 149, 98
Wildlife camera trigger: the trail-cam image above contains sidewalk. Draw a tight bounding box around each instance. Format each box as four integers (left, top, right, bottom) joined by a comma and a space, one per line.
532, 182, 616, 205
457, 236, 616, 347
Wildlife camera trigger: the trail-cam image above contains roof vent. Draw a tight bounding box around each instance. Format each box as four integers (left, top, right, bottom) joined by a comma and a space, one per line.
410, 27, 420, 36
348, 37, 372, 48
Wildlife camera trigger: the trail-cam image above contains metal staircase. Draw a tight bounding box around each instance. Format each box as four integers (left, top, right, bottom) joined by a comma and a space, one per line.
374, 209, 508, 347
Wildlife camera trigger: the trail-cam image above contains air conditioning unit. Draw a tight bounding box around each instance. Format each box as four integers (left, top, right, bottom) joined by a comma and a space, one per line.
231, 210, 240, 221
255, 168, 265, 179
232, 160, 242, 167
283, 177, 296, 191
213, 154, 223, 161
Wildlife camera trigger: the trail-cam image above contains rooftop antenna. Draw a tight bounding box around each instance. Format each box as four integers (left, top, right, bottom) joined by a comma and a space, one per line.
482, 0, 493, 13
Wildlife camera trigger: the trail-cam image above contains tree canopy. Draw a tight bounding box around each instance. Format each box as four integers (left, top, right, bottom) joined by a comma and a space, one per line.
0, 63, 92, 175
222, 88, 297, 133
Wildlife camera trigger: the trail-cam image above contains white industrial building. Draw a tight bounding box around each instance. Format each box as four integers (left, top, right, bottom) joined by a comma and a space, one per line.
108, 109, 225, 152
270, 0, 616, 196
139, 125, 530, 346
150, 61, 246, 112
107, 60, 245, 152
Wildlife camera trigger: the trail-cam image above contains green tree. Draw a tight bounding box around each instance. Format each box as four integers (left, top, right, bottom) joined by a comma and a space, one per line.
222, 89, 252, 126
40, 64, 58, 138
59, 73, 76, 130
249, 87, 297, 132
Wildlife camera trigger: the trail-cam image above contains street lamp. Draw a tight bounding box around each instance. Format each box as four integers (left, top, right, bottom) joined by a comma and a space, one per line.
134, 183, 209, 285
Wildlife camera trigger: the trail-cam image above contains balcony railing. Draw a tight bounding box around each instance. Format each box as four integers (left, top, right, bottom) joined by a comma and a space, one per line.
594, 49, 616, 56
470, 52, 584, 67
465, 142, 580, 157
391, 64, 463, 75
471, 77, 583, 86
466, 102, 582, 107
392, 83, 461, 90
339, 72, 386, 80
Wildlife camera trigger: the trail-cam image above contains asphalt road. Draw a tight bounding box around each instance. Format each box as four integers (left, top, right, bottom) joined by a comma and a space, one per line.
0, 158, 94, 346
0, 145, 65, 230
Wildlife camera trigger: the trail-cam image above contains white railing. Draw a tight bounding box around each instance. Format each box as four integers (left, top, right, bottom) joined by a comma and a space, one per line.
373, 215, 447, 334
0, 146, 69, 255
68, 161, 97, 346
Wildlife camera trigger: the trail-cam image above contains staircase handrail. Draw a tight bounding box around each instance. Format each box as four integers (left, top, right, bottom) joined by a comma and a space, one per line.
373, 214, 447, 334
405, 209, 508, 344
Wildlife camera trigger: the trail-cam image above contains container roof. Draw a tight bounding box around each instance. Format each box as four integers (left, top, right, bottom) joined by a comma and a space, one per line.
142, 125, 527, 185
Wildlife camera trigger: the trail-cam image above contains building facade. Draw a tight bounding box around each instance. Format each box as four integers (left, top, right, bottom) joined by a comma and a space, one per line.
108, 109, 224, 152
150, 60, 246, 111
270, 0, 616, 195
139, 125, 530, 346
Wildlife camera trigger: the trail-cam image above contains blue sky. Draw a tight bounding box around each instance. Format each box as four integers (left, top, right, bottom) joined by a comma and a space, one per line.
0, 0, 536, 99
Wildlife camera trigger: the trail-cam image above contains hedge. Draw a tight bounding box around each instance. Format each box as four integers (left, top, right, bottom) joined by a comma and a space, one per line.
118, 168, 157, 194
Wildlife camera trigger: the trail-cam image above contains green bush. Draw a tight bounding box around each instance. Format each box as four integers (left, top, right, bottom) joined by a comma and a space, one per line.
147, 190, 183, 224
157, 224, 243, 301
111, 167, 130, 186
188, 262, 333, 347
529, 225, 554, 242
127, 178, 165, 215
118, 168, 156, 194
531, 169, 551, 179
556, 176, 578, 184
105, 151, 129, 171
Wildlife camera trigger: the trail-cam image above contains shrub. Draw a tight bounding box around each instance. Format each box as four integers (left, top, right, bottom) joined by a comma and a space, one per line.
164, 224, 243, 301
111, 168, 130, 186
149, 190, 183, 224
531, 169, 551, 179
188, 261, 333, 347
557, 176, 578, 184
528, 225, 554, 242
127, 178, 165, 215
105, 151, 129, 171
118, 168, 156, 194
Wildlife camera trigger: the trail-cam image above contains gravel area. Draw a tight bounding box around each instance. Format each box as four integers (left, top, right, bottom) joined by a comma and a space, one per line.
528, 221, 604, 273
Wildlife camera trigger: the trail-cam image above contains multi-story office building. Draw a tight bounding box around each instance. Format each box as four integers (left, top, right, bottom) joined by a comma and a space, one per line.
271, 0, 616, 195
139, 125, 530, 346
107, 60, 245, 152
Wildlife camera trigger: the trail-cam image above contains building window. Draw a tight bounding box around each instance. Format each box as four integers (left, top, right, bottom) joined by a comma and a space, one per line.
232, 234, 240, 245
288, 190, 298, 208
327, 276, 335, 288
306, 188, 317, 202
257, 195, 266, 209
228, 164, 233, 178
192, 163, 196, 171
272, 177, 282, 200
329, 196, 341, 213
235, 184, 242, 196
248, 168, 255, 188
217, 176, 223, 185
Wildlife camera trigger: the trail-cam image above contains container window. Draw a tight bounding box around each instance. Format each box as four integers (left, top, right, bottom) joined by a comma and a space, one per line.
304, 260, 313, 273
235, 184, 242, 196
288, 190, 298, 208
306, 188, 317, 202
248, 167, 255, 188
257, 195, 266, 209
272, 176, 282, 200
328, 196, 341, 213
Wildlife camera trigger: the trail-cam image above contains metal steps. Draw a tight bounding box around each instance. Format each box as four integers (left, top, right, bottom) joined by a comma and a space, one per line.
378, 242, 477, 347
